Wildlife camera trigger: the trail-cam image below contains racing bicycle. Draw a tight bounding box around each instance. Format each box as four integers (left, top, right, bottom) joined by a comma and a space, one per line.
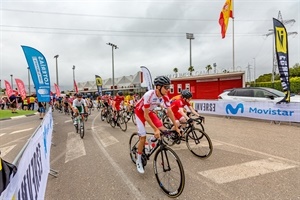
129, 130, 185, 198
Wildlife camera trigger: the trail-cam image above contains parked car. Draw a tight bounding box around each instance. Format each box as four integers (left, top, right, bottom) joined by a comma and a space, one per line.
218, 87, 300, 103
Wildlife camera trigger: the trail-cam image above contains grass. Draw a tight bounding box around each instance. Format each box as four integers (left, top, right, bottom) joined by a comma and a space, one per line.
0, 110, 37, 119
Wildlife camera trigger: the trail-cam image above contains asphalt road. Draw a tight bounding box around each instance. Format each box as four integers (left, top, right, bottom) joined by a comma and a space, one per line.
1, 109, 300, 200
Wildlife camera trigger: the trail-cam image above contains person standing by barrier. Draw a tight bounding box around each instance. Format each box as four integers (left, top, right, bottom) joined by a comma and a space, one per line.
38, 102, 46, 119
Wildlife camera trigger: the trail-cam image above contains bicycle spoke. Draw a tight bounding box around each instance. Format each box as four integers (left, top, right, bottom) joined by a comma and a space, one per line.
186, 128, 213, 158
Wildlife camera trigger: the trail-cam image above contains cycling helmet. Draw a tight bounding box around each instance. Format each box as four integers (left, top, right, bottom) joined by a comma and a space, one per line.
117, 91, 123, 96
181, 89, 192, 99
153, 76, 171, 86
77, 93, 83, 97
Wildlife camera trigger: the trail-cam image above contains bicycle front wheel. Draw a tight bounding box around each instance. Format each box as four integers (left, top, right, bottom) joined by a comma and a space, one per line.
80, 121, 85, 139
118, 116, 127, 132
131, 113, 136, 125
186, 128, 213, 158
153, 146, 185, 198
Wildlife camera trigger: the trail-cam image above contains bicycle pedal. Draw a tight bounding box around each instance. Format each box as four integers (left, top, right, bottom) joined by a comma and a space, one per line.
175, 140, 181, 144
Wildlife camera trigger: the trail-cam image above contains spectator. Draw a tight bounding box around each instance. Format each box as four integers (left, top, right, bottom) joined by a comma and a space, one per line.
29, 95, 35, 110
0, 97, 5, 110
9, 94, 17, 113
38, 102, 46, 119
23, 97, 29, 110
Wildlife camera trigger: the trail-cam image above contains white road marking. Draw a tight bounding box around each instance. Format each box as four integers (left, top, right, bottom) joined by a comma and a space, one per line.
0, 145, 16, 157
64, 120, 73, 123
91, 113, 145, 200
10, 128, 33, 135
198, 158, 297, 184
11, 115, 26, 119
65, 132, 86, 163
0, 133, 6, 137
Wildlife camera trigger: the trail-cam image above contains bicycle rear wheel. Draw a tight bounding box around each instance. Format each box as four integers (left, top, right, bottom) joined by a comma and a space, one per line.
118, 116, 127, 132
186, 128, 213, 158
153, 146, 185, 198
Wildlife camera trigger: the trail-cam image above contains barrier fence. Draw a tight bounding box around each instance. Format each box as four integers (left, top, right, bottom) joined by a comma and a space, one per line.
0, 109, 53, 200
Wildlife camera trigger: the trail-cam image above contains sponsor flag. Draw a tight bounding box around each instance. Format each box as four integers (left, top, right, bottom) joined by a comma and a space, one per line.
15, 79, 27, 100
21, 46, 51, 102
95, 75, 103, 96
74, 80, 78, 93
219, 0, 233, 39
54, 83, 61, 97
273, 18, 290, 103
4, 80, 13, 97
140, 66, 153, 90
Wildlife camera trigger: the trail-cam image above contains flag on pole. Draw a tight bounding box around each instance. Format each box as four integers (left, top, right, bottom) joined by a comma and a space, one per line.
15, 79, 27, 100
95, 75, 103, 96
219, 0, 233, 39
140, 66, 153, 91
273, 18, 290, 103
21, 46, 51, 102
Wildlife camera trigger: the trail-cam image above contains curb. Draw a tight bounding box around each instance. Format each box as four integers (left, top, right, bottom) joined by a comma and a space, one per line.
0, 112, 39, 121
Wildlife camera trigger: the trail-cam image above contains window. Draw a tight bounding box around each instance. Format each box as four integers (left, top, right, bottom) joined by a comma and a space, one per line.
170, 84, 174, 94
177, 84, 182, 93
185, 83, 190, 91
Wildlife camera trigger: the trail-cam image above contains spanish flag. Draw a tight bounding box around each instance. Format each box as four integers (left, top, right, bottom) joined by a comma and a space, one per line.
219, 0, 233, 39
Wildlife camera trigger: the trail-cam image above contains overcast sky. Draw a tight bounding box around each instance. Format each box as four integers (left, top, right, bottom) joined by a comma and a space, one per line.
0, 0, 299, 91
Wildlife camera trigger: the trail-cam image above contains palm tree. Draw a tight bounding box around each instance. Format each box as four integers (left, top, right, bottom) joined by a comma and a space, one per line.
173, 67, 178, 77
188, 66, 194, 76
206, 64, 212, 74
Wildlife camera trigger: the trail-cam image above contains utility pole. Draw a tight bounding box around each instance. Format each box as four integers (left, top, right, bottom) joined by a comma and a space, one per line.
186, 33, 194, 68
106, 43, 118, 95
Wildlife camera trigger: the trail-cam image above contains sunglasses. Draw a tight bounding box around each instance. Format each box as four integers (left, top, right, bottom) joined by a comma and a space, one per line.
163, 85, 170, 90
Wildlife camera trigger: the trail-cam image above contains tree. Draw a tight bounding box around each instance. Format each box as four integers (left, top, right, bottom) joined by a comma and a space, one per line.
173, 67, 178, 77
188, 66, 194, 76
206, 64, 212, 74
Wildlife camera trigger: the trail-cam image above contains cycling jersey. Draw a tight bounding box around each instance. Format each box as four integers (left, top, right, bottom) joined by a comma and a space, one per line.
170, 97, 190, 120
113, 95, 124, 111
135, 90, 171, 136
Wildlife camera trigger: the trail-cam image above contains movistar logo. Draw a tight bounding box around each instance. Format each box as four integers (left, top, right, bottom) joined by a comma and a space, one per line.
226, 103, 244, 115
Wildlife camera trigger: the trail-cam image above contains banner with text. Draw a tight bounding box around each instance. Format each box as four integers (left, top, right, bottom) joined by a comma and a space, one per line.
140, 66, 153, 91
21, 46, 51, 102
4, 80, 13, 97
273, 18, 290, 103
54, 83, 61, 97
15, 79, 27, 100
95, 75, 103, 96
193, 100, 300, 122
0, 109, 53, 200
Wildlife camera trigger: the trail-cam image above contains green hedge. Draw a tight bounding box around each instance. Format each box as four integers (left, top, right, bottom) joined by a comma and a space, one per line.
250, 80, 300, 94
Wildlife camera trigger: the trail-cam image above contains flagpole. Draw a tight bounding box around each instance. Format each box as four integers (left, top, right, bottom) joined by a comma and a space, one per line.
232, 0, 235, 72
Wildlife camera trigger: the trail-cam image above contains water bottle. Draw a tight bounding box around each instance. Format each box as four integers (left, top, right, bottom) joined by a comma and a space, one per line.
148, 136, 157, 150
144, 142, 150, 154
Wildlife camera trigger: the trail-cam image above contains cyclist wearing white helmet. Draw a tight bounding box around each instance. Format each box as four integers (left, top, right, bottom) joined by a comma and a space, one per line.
134, 76, 180, 174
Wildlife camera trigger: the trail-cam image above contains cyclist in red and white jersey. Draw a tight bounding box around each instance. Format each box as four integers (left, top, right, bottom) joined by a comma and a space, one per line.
134, 76, 180, 174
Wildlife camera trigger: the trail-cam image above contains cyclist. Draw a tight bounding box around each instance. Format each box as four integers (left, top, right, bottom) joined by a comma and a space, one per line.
134, 76, 180, 174
112, 91, 125, 124
124, 92, 135, 118
72, 93, 88, 125
170, 89, 201, 130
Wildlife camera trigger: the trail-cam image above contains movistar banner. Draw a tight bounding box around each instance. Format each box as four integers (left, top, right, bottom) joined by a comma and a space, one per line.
193, 100, 300, 122
95, 75, 103, 96
21, 46, 51, 102
273, 18, 290, 103
140, 66, 153, 90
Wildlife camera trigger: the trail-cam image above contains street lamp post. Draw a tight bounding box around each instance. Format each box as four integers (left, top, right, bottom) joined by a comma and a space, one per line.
106, 43, 118, 95
72, 65, 75, 92
186, 33, 195, 68
54, 55, 59, 86
27, 67, 31, 95
10, 74, 13, 89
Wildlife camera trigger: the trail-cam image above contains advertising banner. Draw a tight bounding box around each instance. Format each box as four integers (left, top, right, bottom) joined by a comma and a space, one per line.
21, 46, 51, 102
140, 66, 153, 90
193, 100, 300, 122
15, 79, 27, 100
0, 109, 53, 200
273, 18, 290, 103
4, 80, 13, 97
74, 80, 78, 93
54, 83, 61, 97
95, 75, 103, 96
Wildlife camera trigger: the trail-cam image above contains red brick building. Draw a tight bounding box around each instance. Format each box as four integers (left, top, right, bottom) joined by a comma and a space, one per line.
168, 72, 245, 99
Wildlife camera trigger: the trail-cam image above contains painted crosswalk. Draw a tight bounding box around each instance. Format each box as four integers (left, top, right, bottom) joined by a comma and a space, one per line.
198, 158, 297, 184
0, 145, 16, 157
65, 132, 86, 163
10, 128, 33, 135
